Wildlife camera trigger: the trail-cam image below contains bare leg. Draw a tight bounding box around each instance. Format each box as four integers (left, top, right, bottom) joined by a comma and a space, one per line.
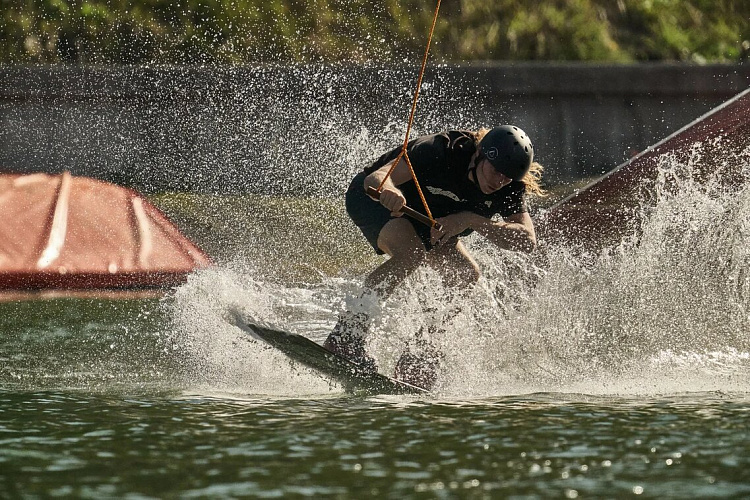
425, 239, 481, 291
366, 217, 428, 298
324, 217, 427, 367
394, 239, 481, 389
326, 219, 483, 386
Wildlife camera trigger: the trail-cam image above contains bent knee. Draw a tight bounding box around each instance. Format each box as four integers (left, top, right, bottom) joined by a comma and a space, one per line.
377, 218, 427, 260
452, 260, 481, 288
431, 255, 481, 289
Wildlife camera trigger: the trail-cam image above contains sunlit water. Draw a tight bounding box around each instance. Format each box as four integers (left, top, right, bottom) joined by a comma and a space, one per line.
2, 57, 750, 498
1, 391, 748, 498
2, 140, 749, 497
167, 140, 750, 400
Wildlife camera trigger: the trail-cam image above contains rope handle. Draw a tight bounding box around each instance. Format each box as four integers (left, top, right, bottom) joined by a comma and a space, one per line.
366, 186, 442, 231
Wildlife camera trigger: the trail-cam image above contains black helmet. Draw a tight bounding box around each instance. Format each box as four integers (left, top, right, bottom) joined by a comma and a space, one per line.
479, 125, 534, 181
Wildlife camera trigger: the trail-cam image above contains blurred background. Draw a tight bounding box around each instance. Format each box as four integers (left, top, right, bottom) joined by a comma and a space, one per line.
1, 1, 748, 192
3, 0, 748, 65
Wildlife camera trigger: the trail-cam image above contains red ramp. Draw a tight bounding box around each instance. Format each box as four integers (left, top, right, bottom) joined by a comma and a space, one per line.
539, 87, 750, 248
0, 172, 211, 291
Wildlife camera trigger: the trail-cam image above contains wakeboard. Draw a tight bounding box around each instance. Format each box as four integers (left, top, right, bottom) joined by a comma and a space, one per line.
231, 313, 428, 396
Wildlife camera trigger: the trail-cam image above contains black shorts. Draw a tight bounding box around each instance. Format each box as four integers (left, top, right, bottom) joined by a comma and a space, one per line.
345, 172, 433, 255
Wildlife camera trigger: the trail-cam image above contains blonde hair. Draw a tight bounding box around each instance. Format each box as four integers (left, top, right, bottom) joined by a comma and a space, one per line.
472, 128, 547, 197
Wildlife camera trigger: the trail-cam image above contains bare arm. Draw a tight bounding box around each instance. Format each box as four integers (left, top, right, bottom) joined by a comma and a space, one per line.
433, 211, 537, 253
363, 157, 414, 215
364, 155, 536, 253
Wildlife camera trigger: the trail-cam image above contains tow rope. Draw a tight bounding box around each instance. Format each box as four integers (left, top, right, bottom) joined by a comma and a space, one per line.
373, 0, 442, 227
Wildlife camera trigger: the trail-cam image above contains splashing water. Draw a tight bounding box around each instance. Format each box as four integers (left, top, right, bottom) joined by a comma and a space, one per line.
168, 136, 750, 398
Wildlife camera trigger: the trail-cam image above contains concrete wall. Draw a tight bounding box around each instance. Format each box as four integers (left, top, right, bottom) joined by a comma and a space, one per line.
1, 64, 748, 194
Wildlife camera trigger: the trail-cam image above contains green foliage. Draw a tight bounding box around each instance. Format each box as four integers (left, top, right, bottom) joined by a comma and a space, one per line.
610, 0, 750, 62
1, 0, 748, 64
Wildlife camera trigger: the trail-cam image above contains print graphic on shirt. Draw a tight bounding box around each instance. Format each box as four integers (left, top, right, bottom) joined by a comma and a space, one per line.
426, 186, 465, 203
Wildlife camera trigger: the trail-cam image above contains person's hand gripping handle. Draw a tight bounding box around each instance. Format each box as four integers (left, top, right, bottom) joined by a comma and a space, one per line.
366, 186, 443, 231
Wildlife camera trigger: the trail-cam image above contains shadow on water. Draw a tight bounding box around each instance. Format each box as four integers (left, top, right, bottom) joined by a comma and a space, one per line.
0, 298, 180, 392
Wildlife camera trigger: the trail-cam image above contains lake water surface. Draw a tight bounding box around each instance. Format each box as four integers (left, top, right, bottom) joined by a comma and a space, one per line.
2, 140, 750, 498
2, 385, 748, 498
